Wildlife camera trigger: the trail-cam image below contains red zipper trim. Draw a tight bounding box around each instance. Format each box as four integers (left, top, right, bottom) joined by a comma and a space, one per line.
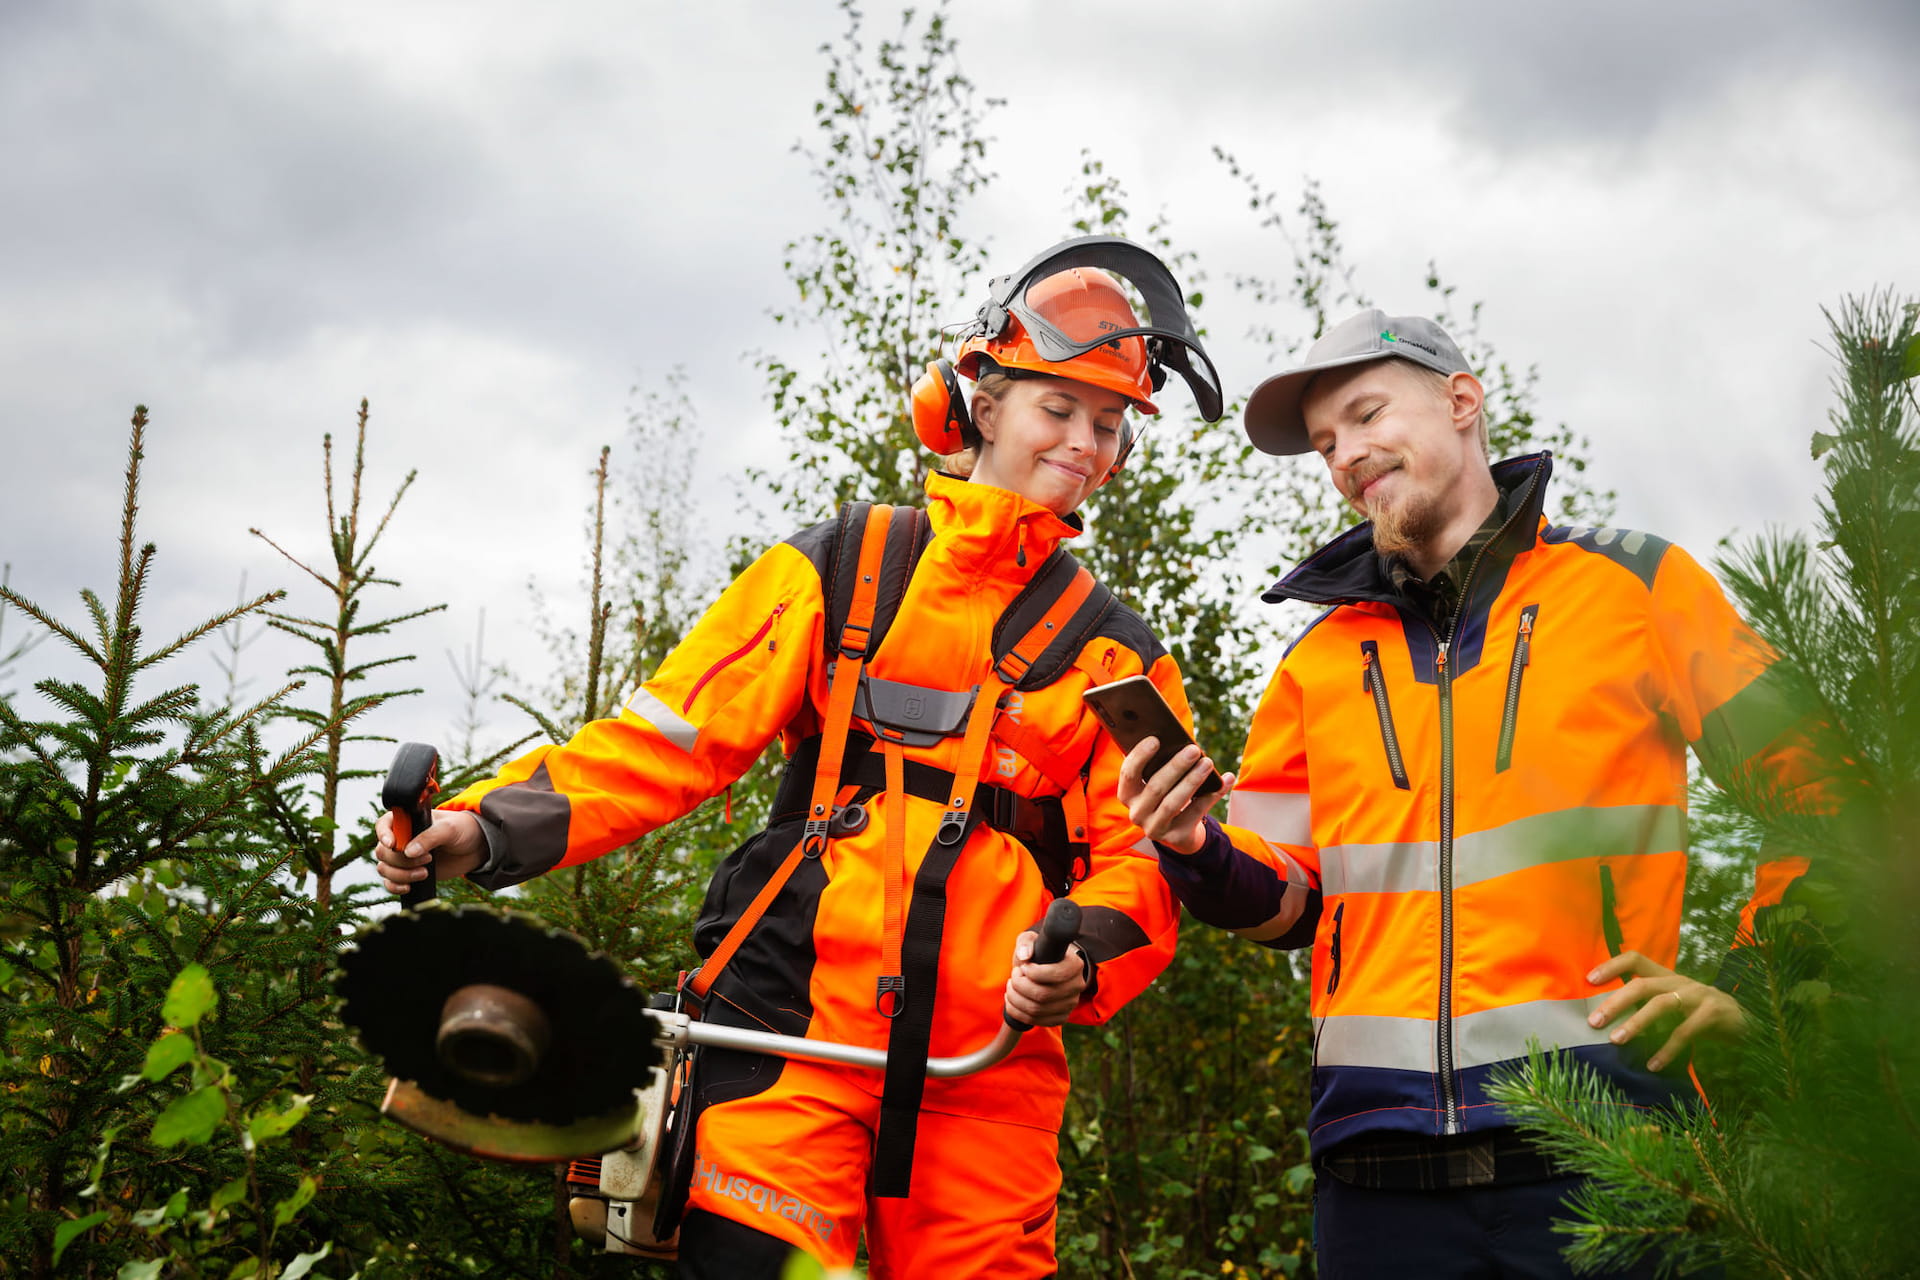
683, 603, 786, 713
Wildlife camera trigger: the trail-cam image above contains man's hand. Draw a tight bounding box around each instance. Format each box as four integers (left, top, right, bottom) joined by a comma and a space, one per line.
1587, 950, 1745, 1072
1002, 929, 1089, 1028
374, 808, 486, 895
1118, 738, 1235, 855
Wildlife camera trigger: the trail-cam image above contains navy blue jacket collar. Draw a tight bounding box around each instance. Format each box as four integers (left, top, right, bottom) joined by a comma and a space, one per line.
1262, 452, 1555, 609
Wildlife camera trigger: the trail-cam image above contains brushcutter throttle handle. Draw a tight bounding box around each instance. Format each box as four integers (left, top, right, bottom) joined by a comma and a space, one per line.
383, 742, 442, 909
1003, 897, 1081, 1034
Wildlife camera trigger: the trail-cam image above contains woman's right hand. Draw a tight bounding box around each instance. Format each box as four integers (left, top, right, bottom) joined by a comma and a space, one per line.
374, 808, 487, 895
1118, 738, 1234, 855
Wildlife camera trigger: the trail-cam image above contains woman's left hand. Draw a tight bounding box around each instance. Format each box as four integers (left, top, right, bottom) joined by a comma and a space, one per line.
1587, 951, 1745, 1072
1003, 930, 1089, 1028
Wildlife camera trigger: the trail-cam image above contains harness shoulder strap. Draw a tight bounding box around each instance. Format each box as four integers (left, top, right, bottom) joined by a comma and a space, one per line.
991, 547, 1116, 690
688, 503, 898, 1004
823, 501, 931, 661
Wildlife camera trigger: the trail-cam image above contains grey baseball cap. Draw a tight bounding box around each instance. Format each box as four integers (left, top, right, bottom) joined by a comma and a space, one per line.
1243, 308, 1472, 455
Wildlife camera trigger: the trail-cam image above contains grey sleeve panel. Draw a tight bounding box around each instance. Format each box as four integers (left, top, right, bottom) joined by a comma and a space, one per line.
1697, 662, 1802, 765
467, 761, 572, 890
1073, 905, 1154, 965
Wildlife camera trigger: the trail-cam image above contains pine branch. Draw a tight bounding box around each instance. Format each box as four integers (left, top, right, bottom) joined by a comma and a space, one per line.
247, 529, 333, 593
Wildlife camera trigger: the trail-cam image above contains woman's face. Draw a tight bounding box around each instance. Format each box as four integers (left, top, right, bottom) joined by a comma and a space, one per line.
969, 375, 1131, 517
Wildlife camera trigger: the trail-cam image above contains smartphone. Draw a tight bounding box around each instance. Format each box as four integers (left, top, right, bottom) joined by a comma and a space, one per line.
1081, 675, 1222, 797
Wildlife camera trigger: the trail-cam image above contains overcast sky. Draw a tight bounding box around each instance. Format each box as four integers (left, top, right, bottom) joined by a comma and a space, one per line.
4, 0, 1917, 816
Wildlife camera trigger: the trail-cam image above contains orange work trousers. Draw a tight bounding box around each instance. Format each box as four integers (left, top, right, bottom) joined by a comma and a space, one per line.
686, 1055, 1062, 1277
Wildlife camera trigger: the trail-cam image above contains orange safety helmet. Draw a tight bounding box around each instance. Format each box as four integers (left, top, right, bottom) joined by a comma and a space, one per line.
911, 236, 1222, 461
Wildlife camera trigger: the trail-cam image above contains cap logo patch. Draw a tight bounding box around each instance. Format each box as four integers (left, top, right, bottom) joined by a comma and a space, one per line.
1381, 329, 1441, 359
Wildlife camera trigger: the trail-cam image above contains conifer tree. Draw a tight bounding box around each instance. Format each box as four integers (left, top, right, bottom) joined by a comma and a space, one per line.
1489, 290, 1920, 1278
0, 408, 347, 1277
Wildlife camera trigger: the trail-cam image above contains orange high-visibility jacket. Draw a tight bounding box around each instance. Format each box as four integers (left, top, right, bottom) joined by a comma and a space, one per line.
439, 472, 1183, 1133
1168, 453, 1806, 1154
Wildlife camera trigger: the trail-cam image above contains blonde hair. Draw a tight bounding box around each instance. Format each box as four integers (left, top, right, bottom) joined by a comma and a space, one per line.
940, 370, 1016, 478
1407, 364, 1488, 456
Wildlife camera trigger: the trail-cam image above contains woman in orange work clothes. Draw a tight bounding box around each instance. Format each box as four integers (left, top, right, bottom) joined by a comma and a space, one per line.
374, 238, 1226, 1278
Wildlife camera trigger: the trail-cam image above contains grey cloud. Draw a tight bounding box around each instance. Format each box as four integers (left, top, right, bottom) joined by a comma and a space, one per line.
964, 0, 1919, 157
1, 1, 829, 368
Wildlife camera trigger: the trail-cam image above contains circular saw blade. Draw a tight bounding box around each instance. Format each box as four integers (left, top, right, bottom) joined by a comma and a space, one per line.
335, 903, 663, 1125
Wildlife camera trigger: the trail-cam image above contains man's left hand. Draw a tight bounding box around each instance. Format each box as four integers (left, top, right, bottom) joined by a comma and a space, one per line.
1587, 951, 1745, 1072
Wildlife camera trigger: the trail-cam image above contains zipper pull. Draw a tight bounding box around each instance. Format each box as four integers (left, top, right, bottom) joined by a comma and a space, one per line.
1015, 538, 1027, 569
1361, 648, 1374, 693
1436, 641, 1450, 675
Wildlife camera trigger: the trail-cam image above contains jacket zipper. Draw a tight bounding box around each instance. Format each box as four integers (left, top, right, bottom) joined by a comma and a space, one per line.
1325, 900, 1346, 996
1494, 604, 1539, 773
682, 603, 787, 714
1433, 463, 1543, 1135
1360, 642, 1411, 790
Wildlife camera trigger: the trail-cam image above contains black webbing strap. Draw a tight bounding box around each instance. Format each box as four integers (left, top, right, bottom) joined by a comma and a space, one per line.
771, 733, 1087, 896
870, 803, 983, 1197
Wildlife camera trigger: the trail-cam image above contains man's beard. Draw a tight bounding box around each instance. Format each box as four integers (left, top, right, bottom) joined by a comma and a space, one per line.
1363, 478, 1446, 560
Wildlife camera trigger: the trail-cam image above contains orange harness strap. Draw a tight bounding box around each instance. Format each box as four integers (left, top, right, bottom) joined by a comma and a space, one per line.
690, 505, 895, 1004
993, 566, 1097, 686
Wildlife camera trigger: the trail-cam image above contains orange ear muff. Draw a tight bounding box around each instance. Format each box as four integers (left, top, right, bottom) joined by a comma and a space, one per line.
911, 358, 971, 455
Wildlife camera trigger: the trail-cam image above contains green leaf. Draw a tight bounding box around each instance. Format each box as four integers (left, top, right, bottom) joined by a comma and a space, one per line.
211, 1176, 249, 1214
1901, 332, 1920, 380
151, 1084, 225, 1148
281, 1242, 333, 1280
1810, 430, 1838, 459
781, 1248, 827, 1279
53, 1210, 110, 1265
228, 1259, 261, 1279
1787, 979, 1833, 1006
273, 1175, 318, 1228
248, 1094, 311, 1146
142, 1031, 195, 1083
117, 1261, 165, 1280
162, 963, 217, 1029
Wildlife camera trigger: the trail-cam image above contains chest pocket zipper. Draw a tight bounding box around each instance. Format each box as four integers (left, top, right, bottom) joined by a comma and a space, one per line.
682, 603, 787, 714
1360, 641, 1411, 790
1495, 604, 1539, 773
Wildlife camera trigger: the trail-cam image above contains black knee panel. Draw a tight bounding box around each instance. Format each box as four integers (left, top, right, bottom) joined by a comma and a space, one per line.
677, 1208, 797, 1280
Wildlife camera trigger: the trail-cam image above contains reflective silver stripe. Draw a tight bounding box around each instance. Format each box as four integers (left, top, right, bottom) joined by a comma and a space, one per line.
1314, 994, 1613, 1072
625, 687, 699, 755
1321, 803, 1684, 898
1228, 789, 1313, 848
1321, 839, 1434, 898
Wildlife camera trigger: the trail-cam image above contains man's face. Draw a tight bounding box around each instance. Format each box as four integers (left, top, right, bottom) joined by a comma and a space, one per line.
1301, 359, 1480, 558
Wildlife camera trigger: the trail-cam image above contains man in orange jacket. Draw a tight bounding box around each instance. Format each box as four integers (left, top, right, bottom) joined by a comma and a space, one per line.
1123, 310, 1807, 1278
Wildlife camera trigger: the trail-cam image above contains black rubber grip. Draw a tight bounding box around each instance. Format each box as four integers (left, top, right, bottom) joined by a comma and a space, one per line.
382, 742, 441, 909
1031, 898, 1081, 965
1004, 898, 1082, 1033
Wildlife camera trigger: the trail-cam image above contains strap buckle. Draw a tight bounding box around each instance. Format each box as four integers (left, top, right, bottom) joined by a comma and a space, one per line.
874, 974, 906, 1018
936, 803, 971, 847
802, 805, 832, 858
